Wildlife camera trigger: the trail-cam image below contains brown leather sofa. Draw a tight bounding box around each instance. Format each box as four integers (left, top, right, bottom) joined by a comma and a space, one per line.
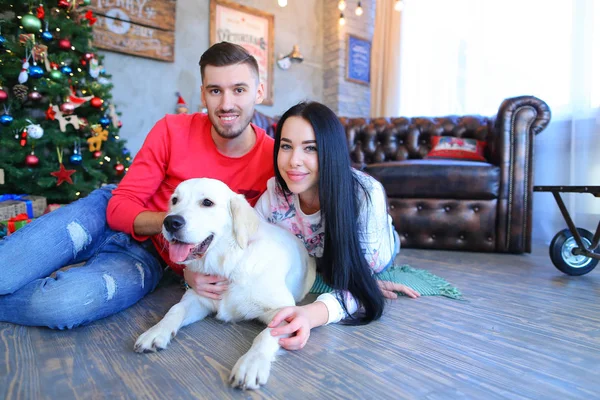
252, 96, 551, 254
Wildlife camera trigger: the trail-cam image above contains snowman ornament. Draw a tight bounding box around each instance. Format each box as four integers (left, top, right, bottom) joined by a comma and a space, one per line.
26, 123, 44, 139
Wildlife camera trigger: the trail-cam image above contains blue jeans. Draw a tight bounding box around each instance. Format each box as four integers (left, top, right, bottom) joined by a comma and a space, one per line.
0, 185, 164, 330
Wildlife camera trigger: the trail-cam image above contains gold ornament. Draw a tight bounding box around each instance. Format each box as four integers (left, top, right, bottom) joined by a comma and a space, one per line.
87, 124, 109, 151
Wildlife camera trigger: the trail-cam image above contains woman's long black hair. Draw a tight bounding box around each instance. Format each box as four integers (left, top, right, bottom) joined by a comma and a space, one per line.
273, 101, 385, 325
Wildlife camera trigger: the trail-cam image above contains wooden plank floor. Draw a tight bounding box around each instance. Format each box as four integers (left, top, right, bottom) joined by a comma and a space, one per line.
1, 242, 599, 399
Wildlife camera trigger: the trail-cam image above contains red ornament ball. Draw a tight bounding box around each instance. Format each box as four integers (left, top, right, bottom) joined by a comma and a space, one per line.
58, 38, 71, 50
25, 153, 39, 167
78, 117, 89, 130
114, 163, 125, 175
84, 52, 95, 60
60, 102, 75, 114
90, 97, 104, 108
58, 0, 70, 8
93, 150, 102, 159
0, 89, 8, 102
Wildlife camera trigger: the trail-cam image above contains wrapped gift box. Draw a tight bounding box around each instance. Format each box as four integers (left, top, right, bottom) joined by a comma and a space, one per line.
0, 194, 47, 220
1, 213, 33, 236
0, 200, 27, 221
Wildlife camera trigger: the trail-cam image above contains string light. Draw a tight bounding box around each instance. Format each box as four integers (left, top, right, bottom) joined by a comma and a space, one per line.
394, 0, 404, 12
338, 1, 346, 11
355, 1, 363, 16
339, 12, 345, 26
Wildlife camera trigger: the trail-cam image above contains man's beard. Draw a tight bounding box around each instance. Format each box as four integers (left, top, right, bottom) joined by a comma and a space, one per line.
209, 111, 253, 139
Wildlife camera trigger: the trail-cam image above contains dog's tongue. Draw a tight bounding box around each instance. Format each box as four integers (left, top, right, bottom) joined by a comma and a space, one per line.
169, 243, 195, 263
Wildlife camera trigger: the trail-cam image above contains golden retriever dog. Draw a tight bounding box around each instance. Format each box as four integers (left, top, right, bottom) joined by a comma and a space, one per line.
134, 178, 316, 389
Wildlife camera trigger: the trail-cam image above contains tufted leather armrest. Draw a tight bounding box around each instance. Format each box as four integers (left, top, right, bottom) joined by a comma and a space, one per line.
492, 96, 551, 253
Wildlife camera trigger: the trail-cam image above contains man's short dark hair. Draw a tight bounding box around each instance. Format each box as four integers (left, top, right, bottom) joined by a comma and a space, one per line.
199, 42, 260, 82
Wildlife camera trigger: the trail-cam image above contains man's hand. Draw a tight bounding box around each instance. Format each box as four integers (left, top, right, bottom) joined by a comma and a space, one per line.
183, 268, 228, 300
377, 280, 420, 299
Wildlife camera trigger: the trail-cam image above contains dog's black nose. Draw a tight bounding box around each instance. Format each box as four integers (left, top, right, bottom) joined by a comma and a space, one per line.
163, 215, 186, 233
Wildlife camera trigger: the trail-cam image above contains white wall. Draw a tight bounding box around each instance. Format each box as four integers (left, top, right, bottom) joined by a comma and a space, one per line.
532, 115, 600, 243
100, 0, 324, 155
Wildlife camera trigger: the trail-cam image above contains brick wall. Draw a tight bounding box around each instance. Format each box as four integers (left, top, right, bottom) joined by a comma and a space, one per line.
323, 0, 375, 117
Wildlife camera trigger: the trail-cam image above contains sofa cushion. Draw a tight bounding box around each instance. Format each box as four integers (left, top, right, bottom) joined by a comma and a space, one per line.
365, 159, 500, 199
426, 136, 487, 162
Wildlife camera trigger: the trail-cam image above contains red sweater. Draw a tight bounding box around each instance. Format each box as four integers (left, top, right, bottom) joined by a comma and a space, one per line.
106, 113, 274, 274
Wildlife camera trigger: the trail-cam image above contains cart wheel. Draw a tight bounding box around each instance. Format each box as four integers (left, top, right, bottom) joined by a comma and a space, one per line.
549, 228, 599, 276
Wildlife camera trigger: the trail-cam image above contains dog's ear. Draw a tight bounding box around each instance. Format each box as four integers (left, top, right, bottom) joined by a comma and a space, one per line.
229, 194, 260, 249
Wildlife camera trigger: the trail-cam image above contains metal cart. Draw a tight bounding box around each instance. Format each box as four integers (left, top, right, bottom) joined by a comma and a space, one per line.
534, 186, 600, 275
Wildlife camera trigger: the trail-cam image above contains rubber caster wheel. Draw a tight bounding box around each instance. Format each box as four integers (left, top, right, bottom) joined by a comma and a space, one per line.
549, 228, 599, 276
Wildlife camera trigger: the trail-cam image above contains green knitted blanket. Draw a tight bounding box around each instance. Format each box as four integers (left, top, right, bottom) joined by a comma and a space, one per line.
309, 265, 462, 299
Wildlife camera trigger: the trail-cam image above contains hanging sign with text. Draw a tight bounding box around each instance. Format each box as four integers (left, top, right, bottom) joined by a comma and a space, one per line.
346, 34, 371, 86
89, 0, 176, 62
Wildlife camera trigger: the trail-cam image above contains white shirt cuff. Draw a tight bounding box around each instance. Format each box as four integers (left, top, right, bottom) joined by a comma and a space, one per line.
316, 292, 347, 325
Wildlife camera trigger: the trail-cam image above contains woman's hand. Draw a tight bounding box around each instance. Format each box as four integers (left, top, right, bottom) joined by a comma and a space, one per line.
377, 280, 420, 299
183, 268, 228, 300
268, 306, 312, 351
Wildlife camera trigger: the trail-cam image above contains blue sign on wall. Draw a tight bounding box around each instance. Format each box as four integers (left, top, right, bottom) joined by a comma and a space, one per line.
346, 34, 371, 85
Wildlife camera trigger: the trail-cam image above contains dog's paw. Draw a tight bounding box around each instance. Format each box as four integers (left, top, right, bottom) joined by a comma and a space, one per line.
134, 324, 176, 353
229, 351, 272, 390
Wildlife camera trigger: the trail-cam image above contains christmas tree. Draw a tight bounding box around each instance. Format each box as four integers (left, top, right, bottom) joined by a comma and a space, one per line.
0, 0, 131, 204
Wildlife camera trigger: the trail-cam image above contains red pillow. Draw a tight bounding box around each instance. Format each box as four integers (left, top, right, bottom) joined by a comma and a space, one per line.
426, 136, 487, 162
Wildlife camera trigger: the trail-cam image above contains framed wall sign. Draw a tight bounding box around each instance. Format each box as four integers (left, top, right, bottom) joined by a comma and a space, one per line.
89, 0, 176, 62
210, 0, 275, 106
346, 34, 371, 86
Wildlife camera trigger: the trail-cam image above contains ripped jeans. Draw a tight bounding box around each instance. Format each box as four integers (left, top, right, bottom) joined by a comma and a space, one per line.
0, 185, 163, 329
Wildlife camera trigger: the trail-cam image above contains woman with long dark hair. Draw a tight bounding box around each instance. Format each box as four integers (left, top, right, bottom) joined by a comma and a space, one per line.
255, 101, 419, 351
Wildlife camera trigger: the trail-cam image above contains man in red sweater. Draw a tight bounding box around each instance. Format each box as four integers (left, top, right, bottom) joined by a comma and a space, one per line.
0, 42, 274, 329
